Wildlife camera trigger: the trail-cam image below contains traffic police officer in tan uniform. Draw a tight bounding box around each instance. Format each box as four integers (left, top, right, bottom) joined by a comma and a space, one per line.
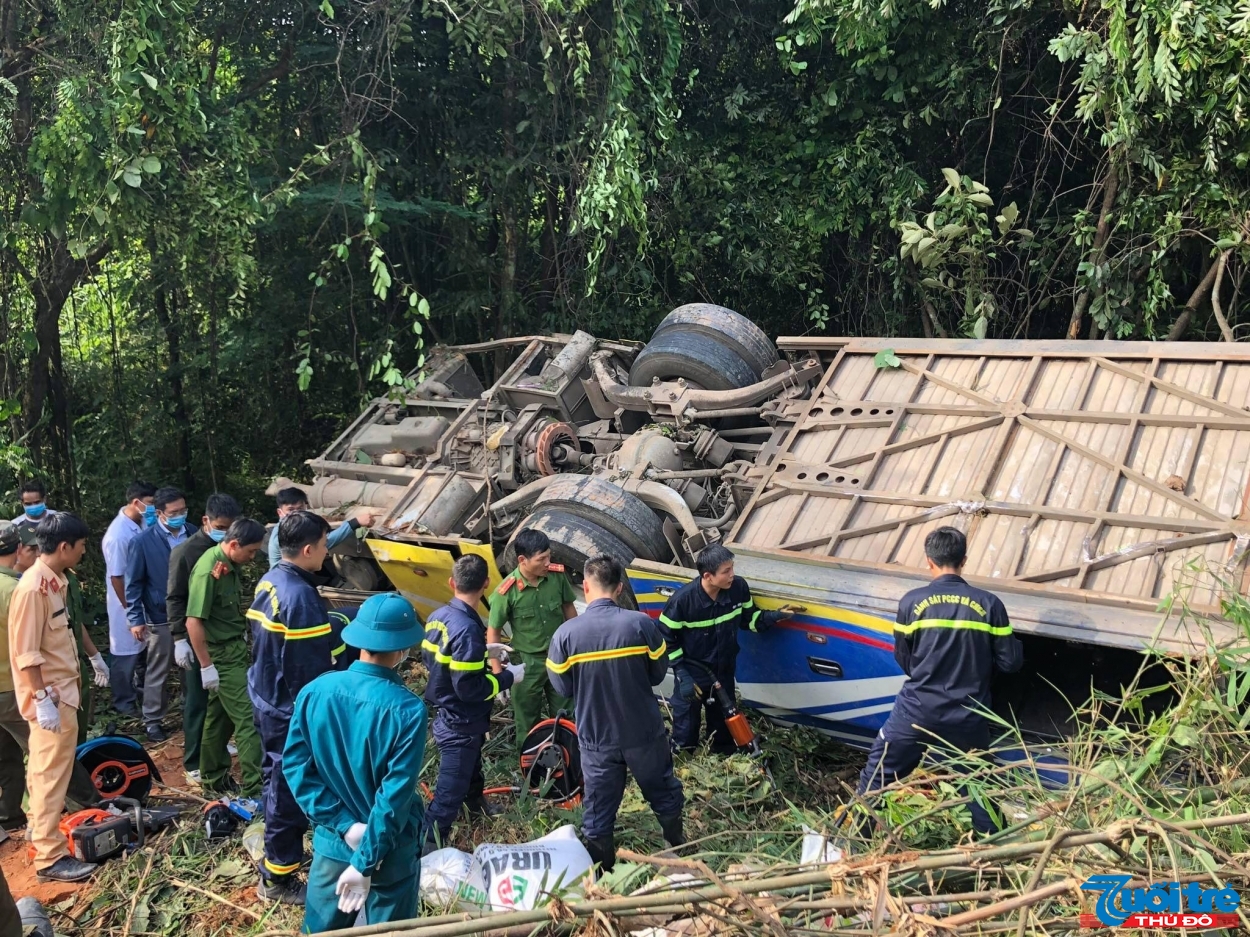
487, 529, 577, 743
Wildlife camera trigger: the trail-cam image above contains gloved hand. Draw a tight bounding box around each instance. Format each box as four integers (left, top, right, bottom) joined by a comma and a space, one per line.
335, 864, 371, 914
200, 664, 220, 693
504, 662, 526, 686
344, 822, 367, 849
673, 667, 701, 702
35, 694, 61, 732
755, 610, 786, 633
174, 639, 197, 670
89, 653, 110, 688
486, 643, 512, 663
497, 689, 511, 705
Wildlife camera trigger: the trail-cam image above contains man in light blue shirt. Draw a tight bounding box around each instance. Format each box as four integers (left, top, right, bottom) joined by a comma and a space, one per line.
125, 487, 197, 741
102, 483, 155, 715
266, 487, 373, 570
283, 593, 427, 934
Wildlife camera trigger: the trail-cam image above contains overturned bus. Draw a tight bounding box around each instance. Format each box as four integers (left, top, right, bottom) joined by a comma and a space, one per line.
272, 305, 1250, 746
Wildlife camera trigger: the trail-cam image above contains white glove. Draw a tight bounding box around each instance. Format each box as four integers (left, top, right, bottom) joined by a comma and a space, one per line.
35, 694, 61, 732
174, 639, 196, 670
89, 653, 110, 688
335, 864, 371, 913
497, 689, 511, 705
505, 662, 526, 686
200, 664, 220, 693
344, 822, 367, 849
486, 643, 511, 663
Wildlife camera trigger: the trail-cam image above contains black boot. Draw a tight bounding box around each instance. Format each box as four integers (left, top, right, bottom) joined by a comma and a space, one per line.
465, 794, 503, 818
658, 813, 685, 848
584, 835, 616, 872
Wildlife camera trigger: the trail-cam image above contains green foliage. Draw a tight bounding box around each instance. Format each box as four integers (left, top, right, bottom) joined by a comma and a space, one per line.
2, 0, 1249, 533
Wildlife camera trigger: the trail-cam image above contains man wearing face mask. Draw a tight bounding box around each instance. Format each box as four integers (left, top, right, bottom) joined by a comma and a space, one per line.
167, 493, 241, 786
247, 512, 341, 905
101, 482, 157, 716
12, 480, 58, 529
185, 518, 266, 798
125, 487, 197, 742
267, 487, 377, 571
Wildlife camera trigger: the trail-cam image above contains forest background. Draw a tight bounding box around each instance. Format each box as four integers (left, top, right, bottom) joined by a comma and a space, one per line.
1, 0, 1248, 535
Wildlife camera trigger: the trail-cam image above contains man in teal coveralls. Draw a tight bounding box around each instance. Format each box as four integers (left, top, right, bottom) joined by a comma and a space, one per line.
283, 592, 428, 933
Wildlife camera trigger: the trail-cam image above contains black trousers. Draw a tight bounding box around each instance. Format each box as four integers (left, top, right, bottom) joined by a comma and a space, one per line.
670, 672, 737, 754
424, 716, 486, 847
256, 708, 306, 881
581, 739, 684, 840
856, 713, 1002, 834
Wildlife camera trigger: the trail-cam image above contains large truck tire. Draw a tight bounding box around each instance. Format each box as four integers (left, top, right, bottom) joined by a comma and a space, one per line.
629, 329, 759, 391
652, 303, 779, 378
530, 475, 671, 563
499, 508, 647, 609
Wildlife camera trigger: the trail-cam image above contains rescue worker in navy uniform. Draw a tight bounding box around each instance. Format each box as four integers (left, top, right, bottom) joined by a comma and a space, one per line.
658, 544, 783, 755
421, 554, 525, 852
246, 511, 341, 905
547, 555, 685, 871
856, 526, 1023, 835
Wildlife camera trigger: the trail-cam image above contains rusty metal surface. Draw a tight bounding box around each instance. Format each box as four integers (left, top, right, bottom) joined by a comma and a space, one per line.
730, 341, 1250, 625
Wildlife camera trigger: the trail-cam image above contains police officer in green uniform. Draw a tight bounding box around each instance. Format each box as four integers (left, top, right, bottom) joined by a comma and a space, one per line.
185, 518, 265, 798
487, 529, 577, 744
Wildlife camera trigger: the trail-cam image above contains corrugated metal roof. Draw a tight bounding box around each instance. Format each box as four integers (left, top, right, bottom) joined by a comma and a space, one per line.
730, 339, 1250, 620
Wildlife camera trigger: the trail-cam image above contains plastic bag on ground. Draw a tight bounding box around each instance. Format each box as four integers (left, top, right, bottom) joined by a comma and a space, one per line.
458, 824, 593, 912
242, 820, 266, 862
800, 824, 844, 866
419, 847, 475, 906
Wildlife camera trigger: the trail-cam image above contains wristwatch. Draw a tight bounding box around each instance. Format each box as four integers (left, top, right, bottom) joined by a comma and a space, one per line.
33, 688, 48, 701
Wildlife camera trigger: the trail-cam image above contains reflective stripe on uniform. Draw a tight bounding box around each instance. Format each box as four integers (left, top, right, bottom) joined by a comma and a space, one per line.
660, 602, 749, 631
893, 617, 1012, 637
264, 857, 301, 875
423, 619, 488, 672
246, 608, 333, 640
546, 641, 667, 674
668, 647, 684, 661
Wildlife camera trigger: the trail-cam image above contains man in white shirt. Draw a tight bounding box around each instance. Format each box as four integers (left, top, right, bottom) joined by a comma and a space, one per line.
101, 483, 156, 716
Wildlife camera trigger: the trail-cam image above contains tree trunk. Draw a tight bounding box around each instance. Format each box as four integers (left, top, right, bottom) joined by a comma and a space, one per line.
536, 184, 559, 317
1067, 164, 1119, 339
149, 239, 196, 492
23, 238, 107, 504
1166, 256, 1221, 341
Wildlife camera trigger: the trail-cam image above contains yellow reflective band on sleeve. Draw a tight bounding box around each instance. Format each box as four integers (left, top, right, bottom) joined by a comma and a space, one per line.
649, 640, 667, 660
546, 644, 659, 674
246, 608, 332, 640
285, 623, 333, 640
664, 602, 751, 631
893, 617, 1013, 637
246, 608, 284, 634
668, 647, 684, 660
485, 672, 500, 699
449, 658, 485, 671
331, 643, 347, 658
747, 607, 762, 633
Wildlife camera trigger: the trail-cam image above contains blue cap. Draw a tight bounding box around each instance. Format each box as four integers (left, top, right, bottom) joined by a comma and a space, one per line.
340, 592, 423, 653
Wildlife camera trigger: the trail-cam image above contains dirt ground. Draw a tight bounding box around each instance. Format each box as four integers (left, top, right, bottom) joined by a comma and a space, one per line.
1, 728, 193, 907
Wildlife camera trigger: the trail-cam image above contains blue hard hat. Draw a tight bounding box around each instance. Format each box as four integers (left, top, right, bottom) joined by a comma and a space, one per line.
340, 592, 423, 653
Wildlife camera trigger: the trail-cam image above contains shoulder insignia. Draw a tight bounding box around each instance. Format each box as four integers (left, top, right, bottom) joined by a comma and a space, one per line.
547, 563, 566, 573
497, 576, 517, 596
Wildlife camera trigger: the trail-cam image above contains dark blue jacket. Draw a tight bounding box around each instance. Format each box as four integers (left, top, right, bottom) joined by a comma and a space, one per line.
658, 576, 763, 679
421, 597, 515, 734
547, 598, 668, 750
892, 574, 1024, 727
247, 562, 337, 719
125, 522, 198, 626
